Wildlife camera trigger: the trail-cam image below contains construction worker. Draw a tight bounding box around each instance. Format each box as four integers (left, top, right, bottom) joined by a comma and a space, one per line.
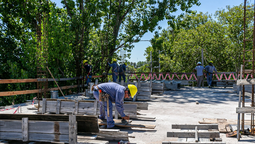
205, 61, 217, 88
119, 63, 127, 82
108, 59, 118, 82
92, 82, 138, 129
82, 60, 92, 85
193, 62, 204, 88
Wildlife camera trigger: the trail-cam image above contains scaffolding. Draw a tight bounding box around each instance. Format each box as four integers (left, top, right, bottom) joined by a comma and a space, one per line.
237, 0, 255, 139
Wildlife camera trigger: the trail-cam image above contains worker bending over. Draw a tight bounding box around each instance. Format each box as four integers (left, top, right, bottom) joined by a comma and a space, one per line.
108, 59, 118, 82
92, 82, 137, 129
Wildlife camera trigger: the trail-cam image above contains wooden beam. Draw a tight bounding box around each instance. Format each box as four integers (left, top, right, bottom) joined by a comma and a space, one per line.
22, 118, 28, 142
0, 85, 78, 97
0, 114, 99, 133
167, 131, 220, 138
237, 79, 255, 85
0, 79, 37, 84
236, 107, 255, 113
172, 124, 218, 130
98, 119, 155, 129
69, 115, 77, 144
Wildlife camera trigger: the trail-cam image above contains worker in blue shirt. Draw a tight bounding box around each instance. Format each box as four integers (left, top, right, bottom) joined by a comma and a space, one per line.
108, 59, 118, 82
205, 61, 217, 88
92, 82, 138, 129
82, 60, 92, 85
119, 63, 127, 82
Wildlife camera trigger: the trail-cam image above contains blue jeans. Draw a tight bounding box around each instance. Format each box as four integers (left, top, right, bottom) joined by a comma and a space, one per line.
119, 73, 126, 82
207, 73, 213, 86
85, 75, 92, 85
93, 90, 114, 128
112, 73, 117, 82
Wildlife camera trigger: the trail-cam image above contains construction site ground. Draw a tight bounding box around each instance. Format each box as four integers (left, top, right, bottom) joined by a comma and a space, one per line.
1, 86, 255, 144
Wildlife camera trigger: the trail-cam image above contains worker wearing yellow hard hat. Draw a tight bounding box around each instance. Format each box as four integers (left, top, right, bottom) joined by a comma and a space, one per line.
82, 60, 92, 86
108, 58, 118, 82
92, 82, 137, 129
205, 60, 217, 88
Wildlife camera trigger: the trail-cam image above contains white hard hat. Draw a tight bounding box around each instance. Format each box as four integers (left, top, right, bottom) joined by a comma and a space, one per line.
197, 62, 201, 65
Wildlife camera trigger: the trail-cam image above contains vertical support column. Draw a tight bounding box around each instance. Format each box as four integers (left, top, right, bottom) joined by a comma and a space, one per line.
95, 79, 98, 85
22, 118, 28, 142
42, 98, 46, 114
94, 100, 98, 115
69, 114, 77, 144
74, 100, 79, 115
121, 80, 124, 86
56, 99, 61, 114
237, 65, 243, 140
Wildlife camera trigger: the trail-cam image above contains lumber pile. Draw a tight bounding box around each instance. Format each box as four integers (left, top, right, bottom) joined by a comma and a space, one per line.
164, 80, 181, 90
38, 98, 139, 118
136, 79, 152, 101
163, 124, 225, 144
152, 81, 164, 94
0, 114, 78, 143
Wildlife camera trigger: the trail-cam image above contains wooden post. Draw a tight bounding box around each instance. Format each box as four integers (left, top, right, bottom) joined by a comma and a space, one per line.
95, 79, 98, 85
69, 114, 77, 144
237, 65, 243, 140
195, 126, 198, 142
56, 99, 61, 114
42, 98, 46, 114
75, 100, 79, 115
22, 117, 28, 142
94, 100, 98, 115
138, 78, 141, 88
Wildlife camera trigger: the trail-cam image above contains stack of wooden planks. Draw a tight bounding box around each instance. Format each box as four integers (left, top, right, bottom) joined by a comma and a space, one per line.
163, 124, 225, 144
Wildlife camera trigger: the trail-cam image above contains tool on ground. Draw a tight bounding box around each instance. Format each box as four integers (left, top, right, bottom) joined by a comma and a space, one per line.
46, 67, 67, 99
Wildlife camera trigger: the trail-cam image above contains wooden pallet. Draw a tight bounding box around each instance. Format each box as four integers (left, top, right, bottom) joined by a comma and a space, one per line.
163, 124, 226, 144
0, 115, 77, 143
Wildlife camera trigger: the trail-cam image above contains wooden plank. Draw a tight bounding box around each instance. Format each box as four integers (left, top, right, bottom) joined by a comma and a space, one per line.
22, 118, 28, 142
167, 131, 220, 138
172, 124, 218, 130
195, 126, 198, 142
28, 133, 69, 143
75, 100, 79, 114
96, 130, 129, 141
136, 96, 151, 100
162, 142, 226, 144
0, 85, 78, 97
56, 100, 61, 114
98, 119, 155, 129
137, 91, 151, 96
42, 98, 46, 114
0, 79, 37, 84
236, 107, 255, 113
0, 114, 99, 133
69, 115, 77, 144
237, 79, 255, 85
0, 132, 22, 140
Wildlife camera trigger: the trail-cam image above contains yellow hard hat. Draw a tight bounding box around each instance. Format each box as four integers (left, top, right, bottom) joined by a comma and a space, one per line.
128, 84, 138, 98
83, 60, 88, 64
209, 60, 213, 64
113, 59, 117, 62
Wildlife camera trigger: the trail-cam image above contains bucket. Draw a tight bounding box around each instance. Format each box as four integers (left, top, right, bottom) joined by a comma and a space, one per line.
50, 91, 59, 99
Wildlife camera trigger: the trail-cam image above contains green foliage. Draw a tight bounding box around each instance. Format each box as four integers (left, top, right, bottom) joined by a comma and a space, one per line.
145, 4, 251, 73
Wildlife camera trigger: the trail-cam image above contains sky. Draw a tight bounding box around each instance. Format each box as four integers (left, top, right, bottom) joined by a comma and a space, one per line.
51, 0, 245, 62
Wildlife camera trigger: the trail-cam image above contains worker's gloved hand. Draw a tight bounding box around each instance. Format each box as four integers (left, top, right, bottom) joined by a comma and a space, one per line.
122, 115, 129, 120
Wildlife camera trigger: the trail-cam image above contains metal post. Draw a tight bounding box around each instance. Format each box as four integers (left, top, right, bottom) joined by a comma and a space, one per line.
150, 51, 152, 73
237, 65, 243, 140
202, 48, 204, 87
159, 50, 160, 72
